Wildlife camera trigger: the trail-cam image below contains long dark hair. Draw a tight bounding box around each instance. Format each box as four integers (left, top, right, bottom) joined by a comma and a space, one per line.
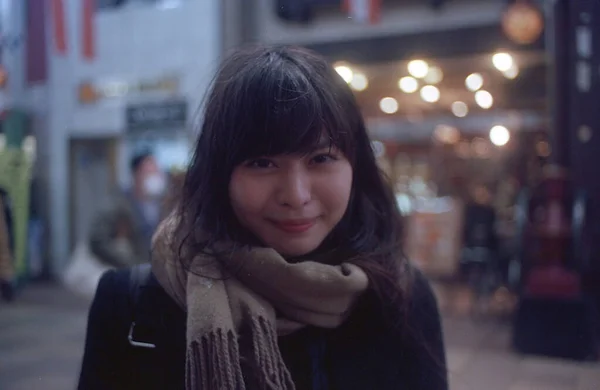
174, 45, 409, 311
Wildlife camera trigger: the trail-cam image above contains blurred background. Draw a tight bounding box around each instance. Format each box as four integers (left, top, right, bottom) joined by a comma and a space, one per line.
1, 0, 599, 389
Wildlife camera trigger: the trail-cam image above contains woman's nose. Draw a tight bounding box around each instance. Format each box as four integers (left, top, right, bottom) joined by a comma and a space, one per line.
277, 169, 312, 208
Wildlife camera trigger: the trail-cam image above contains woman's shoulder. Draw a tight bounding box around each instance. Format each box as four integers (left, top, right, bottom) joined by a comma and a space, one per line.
407, 266, 439, 313
93, 266, 183, 321
92, 268, 132, 308
94, 266, 146, 301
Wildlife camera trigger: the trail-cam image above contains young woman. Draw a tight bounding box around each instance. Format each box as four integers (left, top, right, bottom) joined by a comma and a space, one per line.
78, 45, 447, 390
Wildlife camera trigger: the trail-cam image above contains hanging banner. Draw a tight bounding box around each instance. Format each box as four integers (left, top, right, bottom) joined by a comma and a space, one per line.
82, 0, 95, 60
50, 0, 67, 55
342, 0, 381, 24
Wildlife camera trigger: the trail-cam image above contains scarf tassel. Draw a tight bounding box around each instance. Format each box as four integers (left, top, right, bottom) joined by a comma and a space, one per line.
185, 318, 295, 390
187, 329, 245, 390
250, 316, 295, 390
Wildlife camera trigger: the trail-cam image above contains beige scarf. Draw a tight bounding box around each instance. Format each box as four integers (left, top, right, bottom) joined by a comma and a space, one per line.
151, 217, 369, 390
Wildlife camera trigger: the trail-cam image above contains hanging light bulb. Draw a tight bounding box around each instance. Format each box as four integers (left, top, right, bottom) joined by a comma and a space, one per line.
408, 60, 429, 78
503, 64, 520, 79
492, 52, 514, 72
490, 125, 510, 146
424, 66, 443, 84
398, 76, 419, 93
451, 101, 469, 117
379, 97, 399, 114
475, 90, 494, 109
334, 65, 354, 83
350, 73, 368, 91
420, 85, 440, 103
465, 73, 483, 91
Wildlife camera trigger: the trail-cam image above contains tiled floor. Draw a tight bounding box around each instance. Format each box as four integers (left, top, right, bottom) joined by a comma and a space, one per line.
0, 283, 598, 390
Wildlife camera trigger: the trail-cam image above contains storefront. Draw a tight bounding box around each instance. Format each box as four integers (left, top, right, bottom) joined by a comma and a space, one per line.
260, 1, 550, 315
69, 75, 193, 252
43, 0, 221, 274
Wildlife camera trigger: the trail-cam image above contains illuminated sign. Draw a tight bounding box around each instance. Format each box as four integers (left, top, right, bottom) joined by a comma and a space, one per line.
78, 75, 179, 104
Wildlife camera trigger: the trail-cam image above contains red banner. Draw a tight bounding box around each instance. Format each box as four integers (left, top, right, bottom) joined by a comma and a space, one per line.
50, 0, 67, 55
82, 0, 95, 60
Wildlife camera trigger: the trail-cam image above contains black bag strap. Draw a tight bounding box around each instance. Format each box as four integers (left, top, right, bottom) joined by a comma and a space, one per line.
129, 263, 152, 306
127, 263, 155, 349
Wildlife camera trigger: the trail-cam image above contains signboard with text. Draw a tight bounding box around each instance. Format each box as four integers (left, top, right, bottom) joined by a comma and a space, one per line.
125, 100, 187, 130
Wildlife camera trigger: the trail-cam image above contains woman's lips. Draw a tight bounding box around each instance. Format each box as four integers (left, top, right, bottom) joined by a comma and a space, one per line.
271, 219, 316, 233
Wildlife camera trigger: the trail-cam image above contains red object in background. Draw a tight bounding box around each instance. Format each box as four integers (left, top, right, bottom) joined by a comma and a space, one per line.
524, 165, 580, 299
526, 265, 581, 299
342, 0, 381, 24
82, 0, 95, 60
50, 0, 67, 55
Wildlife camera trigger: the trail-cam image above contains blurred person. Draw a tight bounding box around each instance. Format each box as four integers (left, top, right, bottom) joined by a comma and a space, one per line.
88, 151, 167, 268
461, 185, 499, 299
78, 46, 447, 390
463, 185, 497, 251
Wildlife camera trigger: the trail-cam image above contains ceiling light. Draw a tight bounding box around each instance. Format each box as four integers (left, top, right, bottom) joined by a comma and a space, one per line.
420, 85, 440, 103
398, 76, 419, 93
475, 90, 494, 109
503, 64, 520, 79
350, 73, 368, 91
490, 125, 510, 146
492, 52, 514, 72
451, 101, 469, 117
465, 73, 483, 91
424, 66, 443, 84
334, 65, 354, 83
408, 60, 429, 79
379, 97, 399, 114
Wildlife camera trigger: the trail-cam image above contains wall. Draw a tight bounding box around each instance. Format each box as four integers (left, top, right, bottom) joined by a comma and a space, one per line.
251, 0, 506, 45
46, 0, 221, 274
69, 1, 220, 135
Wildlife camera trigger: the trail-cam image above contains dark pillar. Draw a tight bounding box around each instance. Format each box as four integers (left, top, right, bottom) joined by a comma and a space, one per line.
567, 0, 600, 295
545, 0, 570, 168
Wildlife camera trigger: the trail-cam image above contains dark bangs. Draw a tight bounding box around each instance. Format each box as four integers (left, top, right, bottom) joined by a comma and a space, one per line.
214, 46, 358, 168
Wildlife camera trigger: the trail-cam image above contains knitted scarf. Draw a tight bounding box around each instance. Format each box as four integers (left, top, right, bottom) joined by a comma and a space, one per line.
151, 217, 369, 390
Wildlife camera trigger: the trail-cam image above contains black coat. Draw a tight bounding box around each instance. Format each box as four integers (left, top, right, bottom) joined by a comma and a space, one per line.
78, 267, 448, 390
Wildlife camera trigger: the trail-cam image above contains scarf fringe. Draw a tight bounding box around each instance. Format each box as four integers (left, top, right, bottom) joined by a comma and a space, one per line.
187, 329, 245, 390
250, 316, 295, 390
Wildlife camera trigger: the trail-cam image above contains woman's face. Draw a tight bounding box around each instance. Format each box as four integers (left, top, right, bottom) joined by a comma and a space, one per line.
229, 144, 353, 257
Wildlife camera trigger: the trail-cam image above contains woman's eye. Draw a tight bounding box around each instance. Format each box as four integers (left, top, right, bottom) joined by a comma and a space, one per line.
311, 154, 336, 164
246, 158, 274, 168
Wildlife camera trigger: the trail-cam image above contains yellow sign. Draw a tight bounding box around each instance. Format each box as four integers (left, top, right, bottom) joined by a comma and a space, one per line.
78, 75, 180, 104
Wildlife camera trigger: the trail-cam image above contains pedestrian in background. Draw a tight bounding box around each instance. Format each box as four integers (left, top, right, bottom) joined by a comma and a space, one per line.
88, 151, 167, 268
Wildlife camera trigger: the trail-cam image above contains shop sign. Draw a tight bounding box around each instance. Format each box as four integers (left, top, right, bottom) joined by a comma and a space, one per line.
78, 75, 180, 104
126, 100, 187, 130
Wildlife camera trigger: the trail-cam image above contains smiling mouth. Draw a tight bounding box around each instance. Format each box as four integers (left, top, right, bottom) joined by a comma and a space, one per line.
271, 219, 317, 233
